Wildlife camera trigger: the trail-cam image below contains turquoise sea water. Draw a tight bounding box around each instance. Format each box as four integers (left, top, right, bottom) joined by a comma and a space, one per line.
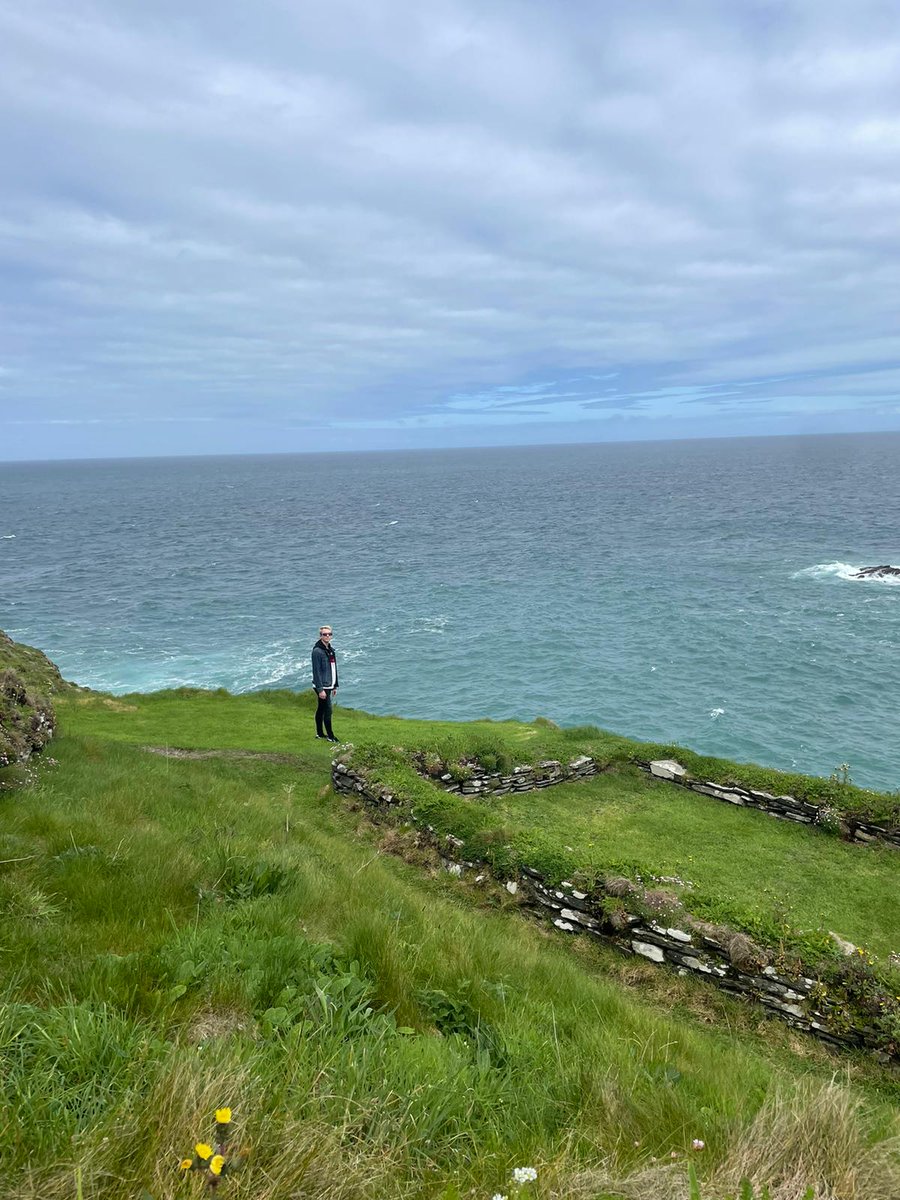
2, 434, 899, 790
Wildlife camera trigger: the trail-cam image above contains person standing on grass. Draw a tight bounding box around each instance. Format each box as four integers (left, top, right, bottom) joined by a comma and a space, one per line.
311, 625, 339, 742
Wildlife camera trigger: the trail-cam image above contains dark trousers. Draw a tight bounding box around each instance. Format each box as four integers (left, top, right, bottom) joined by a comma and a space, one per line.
315, 690, 335, 737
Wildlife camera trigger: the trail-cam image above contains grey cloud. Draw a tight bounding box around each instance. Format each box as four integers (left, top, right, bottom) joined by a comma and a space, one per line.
2, 0, 900, 457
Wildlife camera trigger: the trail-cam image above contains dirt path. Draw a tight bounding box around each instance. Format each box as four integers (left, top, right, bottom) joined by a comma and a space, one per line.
141, 745, 308, 766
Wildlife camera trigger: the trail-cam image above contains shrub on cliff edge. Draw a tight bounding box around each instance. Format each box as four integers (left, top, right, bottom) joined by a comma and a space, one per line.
0, 630, 68, 769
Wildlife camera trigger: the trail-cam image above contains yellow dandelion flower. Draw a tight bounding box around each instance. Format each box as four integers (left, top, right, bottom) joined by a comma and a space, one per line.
195, 1142, 213, 1160
210, 1155, 225, 1177
215, 1107, 232, 1124
179, 1158, 193, 1171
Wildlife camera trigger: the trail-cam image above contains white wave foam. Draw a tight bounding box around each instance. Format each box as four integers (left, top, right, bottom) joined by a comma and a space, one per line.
709, 707, 725, 719
794, 562, 900, 585
1, 534, 15, 539
411, 615, 449, 635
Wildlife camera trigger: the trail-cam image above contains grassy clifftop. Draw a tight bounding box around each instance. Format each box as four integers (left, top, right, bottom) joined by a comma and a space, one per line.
1, 639, 898, 1198
1, 638, 900, 1190
0, 630, 70, 769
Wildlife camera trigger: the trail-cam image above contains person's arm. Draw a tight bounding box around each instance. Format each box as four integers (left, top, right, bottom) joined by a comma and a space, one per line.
311, 646, 325, 691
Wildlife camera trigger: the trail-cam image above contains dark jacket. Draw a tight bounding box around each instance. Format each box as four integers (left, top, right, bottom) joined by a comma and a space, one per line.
311, 639, 338, 691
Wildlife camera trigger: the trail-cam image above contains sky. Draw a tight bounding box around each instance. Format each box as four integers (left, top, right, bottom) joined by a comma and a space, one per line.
2, 0, 900, 461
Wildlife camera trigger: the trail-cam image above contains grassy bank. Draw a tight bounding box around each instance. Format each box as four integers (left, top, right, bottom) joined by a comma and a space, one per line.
347, 742, 900, 964
0, 687, 898, 1198
0, 631, 69, 770
60, 689, 900, 960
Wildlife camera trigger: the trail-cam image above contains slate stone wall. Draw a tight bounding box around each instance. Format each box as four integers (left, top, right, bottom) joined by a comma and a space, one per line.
636, 757, 900, 847
430, 753, 899, 849
333, 758, 897, 1060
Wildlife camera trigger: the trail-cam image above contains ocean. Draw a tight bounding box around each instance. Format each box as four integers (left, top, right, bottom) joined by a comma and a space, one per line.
2, 434, 899, 791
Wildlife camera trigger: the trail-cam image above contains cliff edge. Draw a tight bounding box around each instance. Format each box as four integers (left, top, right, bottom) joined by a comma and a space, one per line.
0, 630, 69, 768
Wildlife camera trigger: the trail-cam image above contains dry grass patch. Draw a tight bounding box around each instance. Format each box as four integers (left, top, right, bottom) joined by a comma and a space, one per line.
708, 1082, 900, 1200
185, 1007, 256, 1044
75, 696, 138, 712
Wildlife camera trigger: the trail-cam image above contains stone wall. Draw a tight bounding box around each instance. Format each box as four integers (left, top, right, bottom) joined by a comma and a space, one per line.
521, 871, 843, 1041
636, 757, 900, 848
427, 753, 900, 849
333, 758, 898, 1061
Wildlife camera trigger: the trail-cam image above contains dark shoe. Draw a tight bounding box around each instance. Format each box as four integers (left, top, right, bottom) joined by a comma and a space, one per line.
327, 735, 339, 743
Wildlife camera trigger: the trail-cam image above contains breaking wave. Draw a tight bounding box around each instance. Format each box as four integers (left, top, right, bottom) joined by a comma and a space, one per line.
794, 562, 900, 585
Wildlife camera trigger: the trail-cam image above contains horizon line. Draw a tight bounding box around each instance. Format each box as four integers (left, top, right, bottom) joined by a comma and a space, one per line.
3, 426, 900, 468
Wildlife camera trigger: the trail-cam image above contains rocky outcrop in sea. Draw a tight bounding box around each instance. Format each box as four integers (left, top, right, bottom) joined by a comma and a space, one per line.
851, 565, 900, 579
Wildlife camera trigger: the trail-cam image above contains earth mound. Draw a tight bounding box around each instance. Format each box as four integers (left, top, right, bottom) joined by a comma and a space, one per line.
0, 631, 69, 768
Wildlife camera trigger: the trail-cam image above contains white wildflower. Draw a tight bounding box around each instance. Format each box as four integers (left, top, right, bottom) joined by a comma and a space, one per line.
492, 1194, 508, 1200
692, 1139, 705, 1151
513, 1167, 538, 1184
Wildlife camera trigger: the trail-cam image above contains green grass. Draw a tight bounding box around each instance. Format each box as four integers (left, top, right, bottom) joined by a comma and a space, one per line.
0, 631, 69, 698
55, 689, 900, 989
58, 690, 900, 954
631, 741, 900, 828
61, 685, 900, 827
56, 686, 588, 761
488, 770, 900, 959
0, 689, 898, 1197
0, 631, 69, 768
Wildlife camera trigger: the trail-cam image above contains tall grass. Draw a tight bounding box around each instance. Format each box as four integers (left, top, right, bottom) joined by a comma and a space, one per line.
0, 711, 898, 1197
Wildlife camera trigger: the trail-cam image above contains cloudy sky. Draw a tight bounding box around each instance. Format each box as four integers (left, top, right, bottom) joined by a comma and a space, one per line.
2, 0, 900, 460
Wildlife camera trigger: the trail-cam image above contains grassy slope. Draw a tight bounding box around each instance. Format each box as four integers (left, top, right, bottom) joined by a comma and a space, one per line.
487, 773, 899, 959
0, 631, 69, 697
0, 631, 69, 767
67, 689, 899, 959
58, 687, 553, 755
0, 690, 897, 1199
